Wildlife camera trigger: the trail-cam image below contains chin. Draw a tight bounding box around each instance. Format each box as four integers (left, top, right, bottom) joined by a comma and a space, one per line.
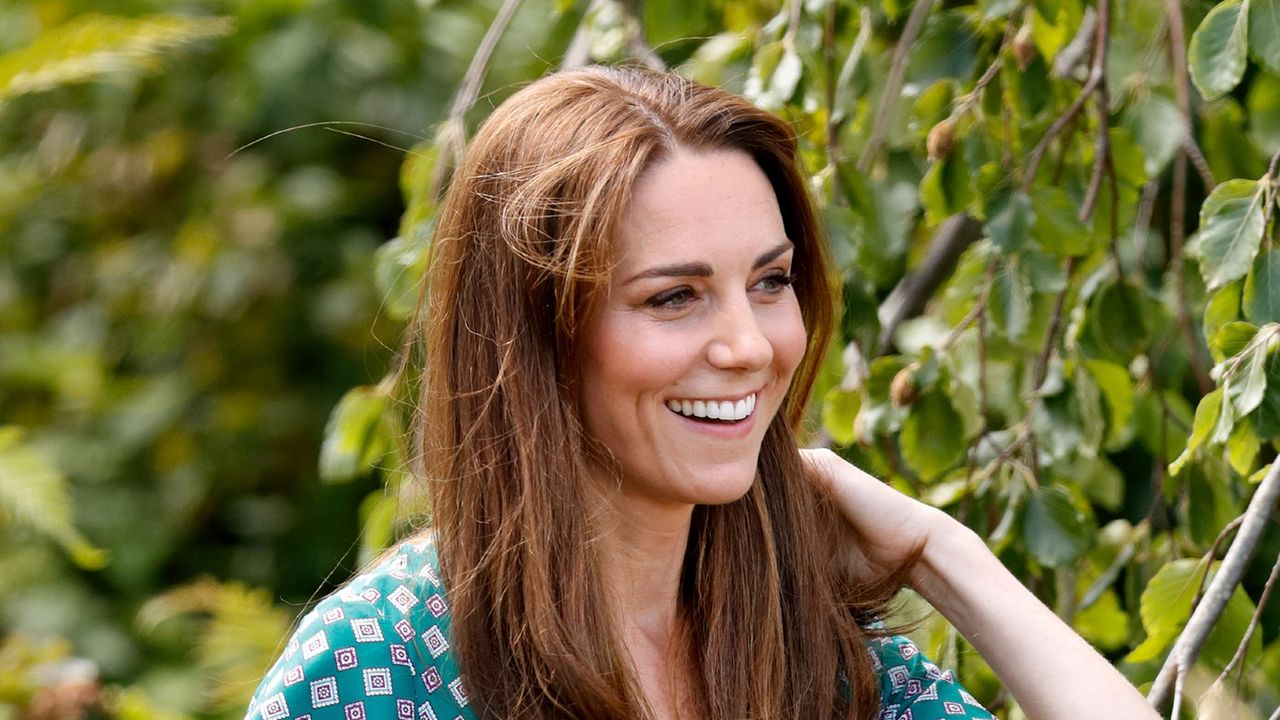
685, 465, 759, 506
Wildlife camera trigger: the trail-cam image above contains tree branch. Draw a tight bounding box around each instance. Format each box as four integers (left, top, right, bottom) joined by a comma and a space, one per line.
428, 0, 526, 200
858, 0, 936, 173
1147, 460, 1280, 709
875, 213, 984, 354
1077, 0, 1111, 223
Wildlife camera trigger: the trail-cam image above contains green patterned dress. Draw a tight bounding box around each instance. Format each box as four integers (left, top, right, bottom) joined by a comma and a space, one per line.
245, 540, 995, 720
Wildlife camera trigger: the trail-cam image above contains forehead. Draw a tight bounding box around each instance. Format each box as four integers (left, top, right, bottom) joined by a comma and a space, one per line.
612, 147, 787, 270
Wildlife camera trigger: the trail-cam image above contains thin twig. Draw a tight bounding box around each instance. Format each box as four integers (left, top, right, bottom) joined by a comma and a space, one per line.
1263, 147, 1280, 229
1192, 515, 1246, 605
1078, 0, 1112, 222
824, 1, 841, 200
1218, 550, 1280, 697
1148, 461, 1280, 708
952, 11, 1019, 120
1023, 73, 1101, 190
1166, 0, 1216, 192
858, 0, 936, 173
620, 0, 665, 71
428, 0, 526, 199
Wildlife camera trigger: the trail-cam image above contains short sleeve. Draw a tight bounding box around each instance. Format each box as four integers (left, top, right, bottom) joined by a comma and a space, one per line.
245, 595, 421, 720
244, 541, 475, 720
869, 635, 995, 720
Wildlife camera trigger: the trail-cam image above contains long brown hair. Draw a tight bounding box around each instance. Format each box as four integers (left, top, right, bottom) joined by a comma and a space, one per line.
416, 66, 906, 720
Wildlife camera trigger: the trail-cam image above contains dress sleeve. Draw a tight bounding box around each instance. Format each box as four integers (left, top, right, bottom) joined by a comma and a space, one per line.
244, 595, 421, 720
870, 634, 995, 720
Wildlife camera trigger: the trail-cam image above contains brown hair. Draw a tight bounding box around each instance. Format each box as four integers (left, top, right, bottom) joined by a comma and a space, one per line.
415, 66, 906, 720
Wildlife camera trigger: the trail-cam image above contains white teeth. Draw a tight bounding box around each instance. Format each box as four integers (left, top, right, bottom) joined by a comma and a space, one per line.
667, 393, 757, 421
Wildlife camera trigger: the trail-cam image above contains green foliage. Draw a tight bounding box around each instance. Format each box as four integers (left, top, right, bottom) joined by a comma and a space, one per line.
0, 426, 106, 569
6, 0, 1280, 716
138, 580, 290, 713
0, 13, 234, 103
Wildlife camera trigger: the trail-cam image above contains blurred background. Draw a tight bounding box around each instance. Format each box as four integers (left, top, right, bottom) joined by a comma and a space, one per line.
0, 0, 580, 716
3, 0, 1280, 717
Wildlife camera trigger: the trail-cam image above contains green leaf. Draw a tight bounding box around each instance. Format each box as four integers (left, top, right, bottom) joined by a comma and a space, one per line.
1223, 327, 1273, 417
900, 390, 966, 479
374, 231, 432, 322
1189, 0, 1251, 100
1189, 179, 1268, 290
359, 489, 400, 566
1085, 282, 1149, 361
1128, 558, 1206, 662
1126, 558, 1262, 667
1022, 485, 1093, 567
919, 152, 973, 225
1170, 388, 1223, 475
1084, 360, 1134, 448
1187, 458, 1238, 545
1227, 416, 1260, 475
0, 427, 107, 569
1247, 71, 1280, 154
0, 13, 234, 103
990, 258, 1033, 340
904, 12, 979, 90
1205, 281, 1244, 362
1121, 94, 1184, 178
1213, 320, 1261, 358
1244, 247, 1280, 323
1255, 353, 1280, 438
1248, 0, 1280, 74
319, 385, 391, 483
1075, 589, 1130, 650
986, 191, 1034, 253
1031, 185, 1091, 256
822, 386, 861, 447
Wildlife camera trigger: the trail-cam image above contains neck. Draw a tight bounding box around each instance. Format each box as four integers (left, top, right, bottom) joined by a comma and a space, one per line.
595, 489, 694, 645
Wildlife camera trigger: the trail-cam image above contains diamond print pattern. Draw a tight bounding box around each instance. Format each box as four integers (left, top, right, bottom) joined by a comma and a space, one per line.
243, 541, 995, 720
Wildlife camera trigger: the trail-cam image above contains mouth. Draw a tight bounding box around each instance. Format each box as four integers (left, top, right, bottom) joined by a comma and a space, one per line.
664, 392, 757, 424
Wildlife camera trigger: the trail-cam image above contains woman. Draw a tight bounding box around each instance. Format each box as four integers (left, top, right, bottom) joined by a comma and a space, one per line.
245, 67, 1157, 720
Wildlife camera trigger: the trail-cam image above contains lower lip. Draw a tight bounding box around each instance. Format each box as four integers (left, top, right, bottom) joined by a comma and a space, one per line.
669, 405, 758, 439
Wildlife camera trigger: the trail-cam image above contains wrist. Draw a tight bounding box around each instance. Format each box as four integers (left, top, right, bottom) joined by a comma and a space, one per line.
909, 515, 987, 606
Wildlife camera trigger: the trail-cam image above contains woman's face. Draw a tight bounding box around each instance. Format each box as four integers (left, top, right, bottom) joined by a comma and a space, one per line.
577, 147, 807, 512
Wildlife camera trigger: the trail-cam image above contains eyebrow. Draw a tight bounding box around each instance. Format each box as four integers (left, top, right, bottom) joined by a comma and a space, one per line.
621, 240, 794, 286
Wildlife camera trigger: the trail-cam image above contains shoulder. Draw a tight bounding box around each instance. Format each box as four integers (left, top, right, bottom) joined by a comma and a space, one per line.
244, 539, 475, 720
867, 633, 994, 720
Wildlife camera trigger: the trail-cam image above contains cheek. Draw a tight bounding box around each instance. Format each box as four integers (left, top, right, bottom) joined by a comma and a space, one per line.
576, 316, 688, 432
768, 300, 808, 378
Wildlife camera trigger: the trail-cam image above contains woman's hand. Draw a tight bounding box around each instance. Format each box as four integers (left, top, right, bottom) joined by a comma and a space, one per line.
799, 447, 955, 587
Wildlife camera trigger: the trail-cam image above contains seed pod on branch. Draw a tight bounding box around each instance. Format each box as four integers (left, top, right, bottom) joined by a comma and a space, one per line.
926, 118, 956, 162
1013, 20, 1036, 71
889, 365, 921, 407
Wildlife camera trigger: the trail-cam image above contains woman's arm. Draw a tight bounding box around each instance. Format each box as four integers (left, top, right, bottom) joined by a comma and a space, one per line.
800, 448, 1159, 720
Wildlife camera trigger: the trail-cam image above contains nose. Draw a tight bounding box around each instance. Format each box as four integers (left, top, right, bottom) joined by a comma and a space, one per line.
706, 295, 773, 371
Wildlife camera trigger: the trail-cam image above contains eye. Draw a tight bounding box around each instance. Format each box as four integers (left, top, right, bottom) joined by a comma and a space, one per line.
756, 269, 797, 294
645, 286, 696, 310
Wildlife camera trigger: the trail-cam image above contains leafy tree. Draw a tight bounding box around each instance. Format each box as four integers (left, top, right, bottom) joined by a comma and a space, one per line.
3, 0, 1280, 717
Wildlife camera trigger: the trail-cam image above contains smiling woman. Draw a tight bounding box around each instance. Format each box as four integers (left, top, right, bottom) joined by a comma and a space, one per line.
244, 66, 1158, 720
